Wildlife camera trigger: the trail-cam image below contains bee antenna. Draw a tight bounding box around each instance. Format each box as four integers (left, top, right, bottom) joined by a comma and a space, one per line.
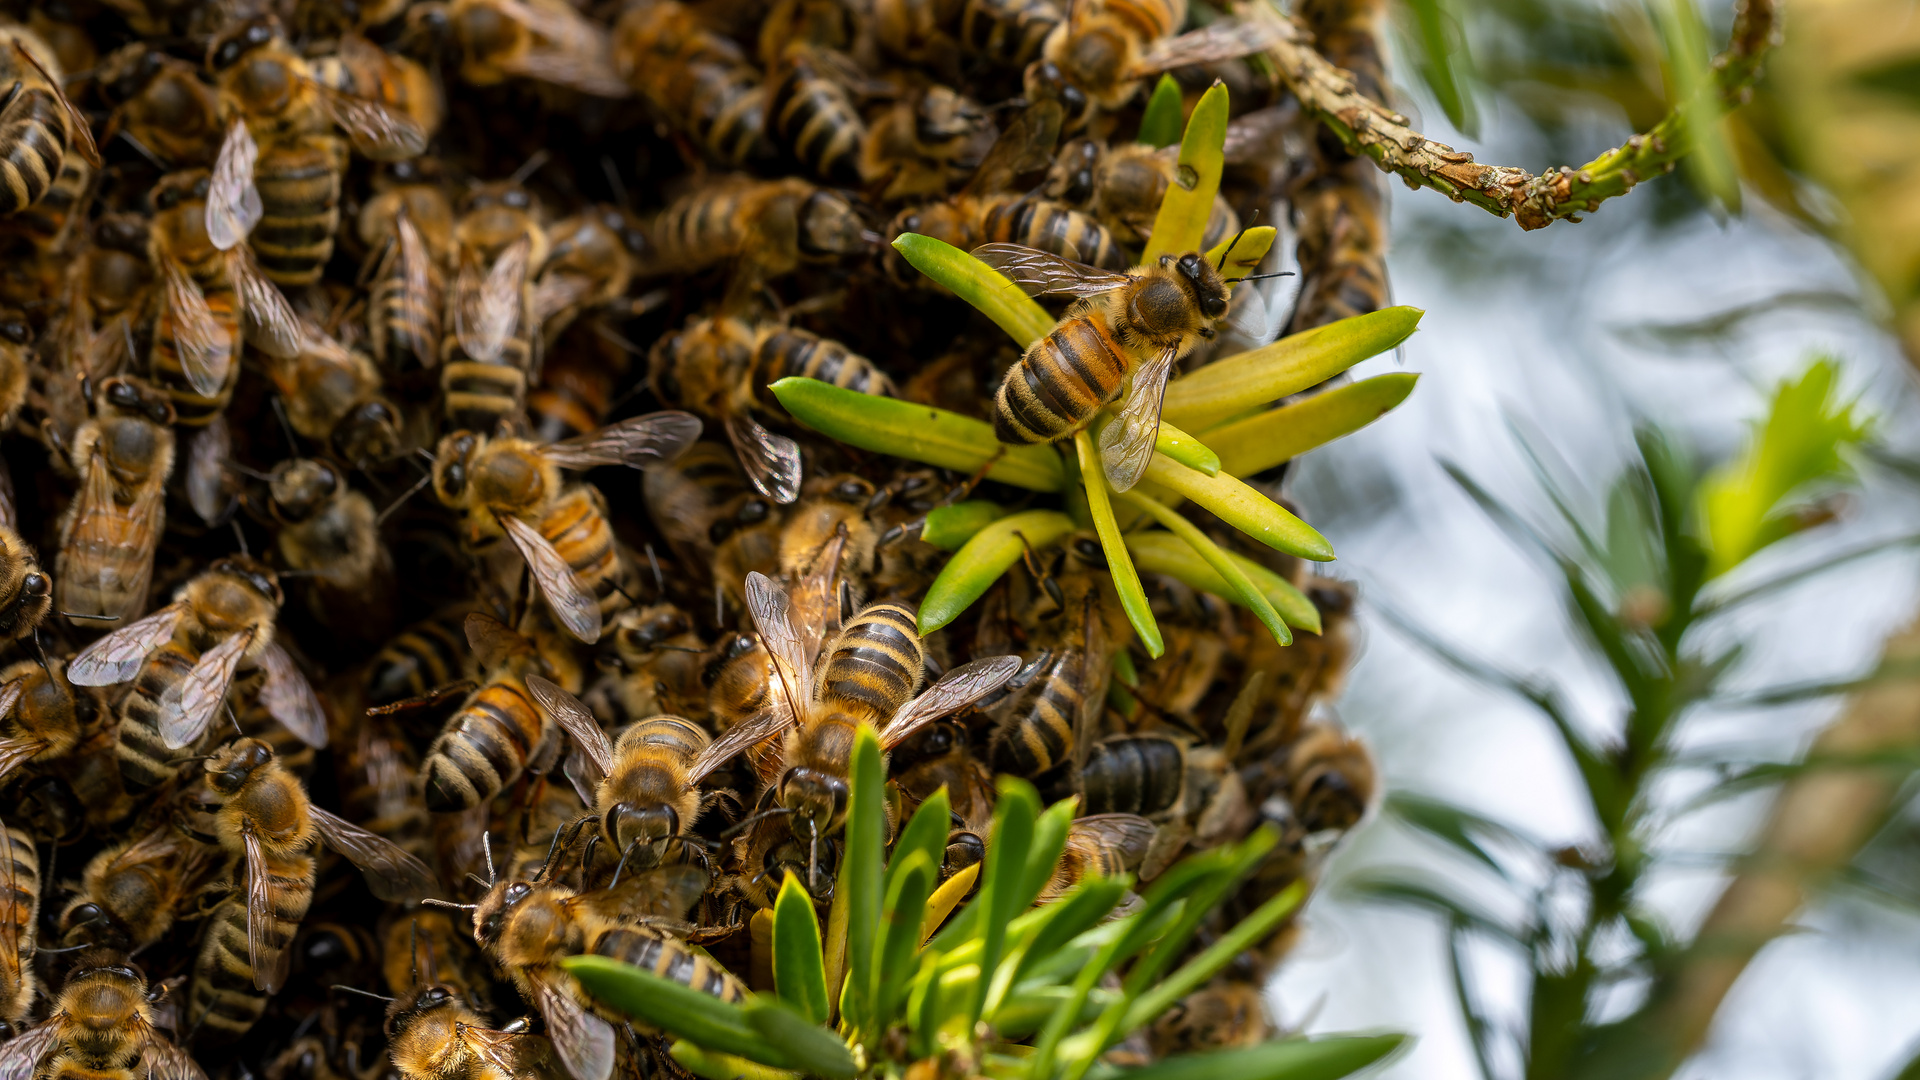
376, 470, 435, 527
224, 462, 275, 482
226, 704, 244, 737
420, 898, 479, 911
60, 612, 120, 621
608, 839, 643, 889
29, 628, 49, 675
600, 156, 629, 207
719, 806, 792, 839
116, 129, 168, 171
482, 832, 496, 886
465, 873, 490, 889
415, 447, 438, 464
509, 149, 551, 187
644, 544, 665, 594
1223, 271, 1296, 283
231, 520, 250, 558
270, 396, 300, 454
609, 582, 638, 608
332, 985, 397, 1004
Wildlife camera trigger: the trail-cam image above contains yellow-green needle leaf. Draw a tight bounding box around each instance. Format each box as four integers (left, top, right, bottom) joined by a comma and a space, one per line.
1142, 81, 1229, 264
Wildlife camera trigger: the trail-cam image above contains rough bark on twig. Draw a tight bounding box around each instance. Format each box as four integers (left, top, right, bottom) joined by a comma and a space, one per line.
1244, 0, 1780, 230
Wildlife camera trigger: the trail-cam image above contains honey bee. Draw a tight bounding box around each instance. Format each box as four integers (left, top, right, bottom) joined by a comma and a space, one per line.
311, 34, 447, 147
1148, 979, 1269, 1055
650, 316, 894, 505
885, 100, 1129, 279
1078, 734, 1184, 815
765, 45, 866, 187
440, 180, 549, 432
0, 658, 97, 789
385, 980, 529, 1080
0, 823, 36, 1025
777, 473, 889, 586
643, 177, 868, 282
1068, 141, 1241, 251
975, 238, 1277, 491
990, 583, 1111, 780
97, 43, 225, 167
890, 719, 996, 877
641, 442, 781, 606
57, 825, 217, 950
860, 85, 996, 202
68, 557, 329, 787
146, 169, 251, 426
1033, 812, 1154, 902
56, 376, 176, 623
1285, 722, 1375, 834
0, 479, 50, 652
726, 572, 1020, 886
186, 738, 437, 1040
459, 860, 725, 1080
380, 908, 490, 1004
431, 0, 632, 98
875, 0, 1063, 75
0, 24, 99, 217
338, 714, 433, 871
705, 631, 778, 738
532, 677, 751, 873
533, 208, 642, 344
0, 152, 91, 307
361, 159, 456, 376
206, 18, 429, 287
0, 949, 205, 1080
416, 614, 570, 813
612, 1, 778, 170
1037, 3, 1281, 112
367, 610, 474, 710
261, 328, 407, 469
430, 413, 701, 643
588, 604, 710, 729
265, 457, 397, 636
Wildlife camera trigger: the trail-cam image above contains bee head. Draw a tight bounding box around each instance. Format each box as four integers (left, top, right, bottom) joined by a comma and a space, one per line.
605, 802, 678, 866
210, 556, 284, 608
432, 432, 482, 505
474, 880, 534, 946
779, 766, 848, 839
798, 191, 866, 259
268, 459, 340, 525
944, 829, 986, 877
99, 376, 176, 426
1175, 253, 1230, 320
206, 738, 275, 795
386, 984, 457, 1035
615, 605, 691, 657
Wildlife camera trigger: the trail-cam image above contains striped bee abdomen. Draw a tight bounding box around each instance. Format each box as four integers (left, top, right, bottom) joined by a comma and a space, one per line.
251, 135, 346, 286
992, 314, 1126, 444
767, 59, 864, 186
421, 682, 544, 812
589, 926, 746, 1005
1081, 735, 1184, 816
820, 602, 924, 719
538, 485, 636, 620
186, 851, 314, 1043
116, 646, 201, 792
151, 286, 242, 427
961, 0, 1063, 67
0, 83, 68, 216
983, 199, 1127, 271
754, 327, 896, 399
367, 614, 468, 706
989, 648, 1083, 776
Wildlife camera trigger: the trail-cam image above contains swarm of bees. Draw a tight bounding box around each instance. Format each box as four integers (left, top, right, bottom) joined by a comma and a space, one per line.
0, 0, 1389, 1078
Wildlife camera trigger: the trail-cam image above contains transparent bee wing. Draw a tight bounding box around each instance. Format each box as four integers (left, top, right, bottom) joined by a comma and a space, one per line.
314, 82, 429, 161
395, 211, 438, 368
962, 98, 1062, 197
490, 0, 632, 98
0, 673, 26, 723
458, 1026, 525, 1077
244, 826, 293, 993
229, 246, 303, 360
142, 1035, 209, 1080
970, 244, 1131, 298
532, 974, 616, 1080
63, 453, 164, 624
743, 571, 814, 712
724, 413, 802, 505
0, 1019, 62, 1080
311, 805, 439, 902
1224, 283, 1274, 345
1098, 346, 1177, 493
68, 604, 184, 685
685, 705, 797, 785
206, 119, 262, 252
543, 412, 704, 471
257, 640, 329, 749
1129, 20, 1285, 77
526, 674, 613, 781
502, 515, 602, 645
0, 736, 46, 788
533, 272, 596, 325
1067, 813, 1158, 865
506, 45, 633, 99
575, 864, 709, 921
158, 627, 252, 750
161, 258, 232, 397
464, 612, 526, 669
879, 655, 1022, 749
186, 415, 230, 525
12, 41, 98, 167
454, 236, 530, 365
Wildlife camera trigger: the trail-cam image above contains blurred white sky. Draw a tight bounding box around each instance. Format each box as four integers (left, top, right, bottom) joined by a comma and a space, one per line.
1264, 92, 1920, 1079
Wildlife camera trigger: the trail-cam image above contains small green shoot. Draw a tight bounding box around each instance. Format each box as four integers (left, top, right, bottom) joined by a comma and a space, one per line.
1138, 75, 1185, 148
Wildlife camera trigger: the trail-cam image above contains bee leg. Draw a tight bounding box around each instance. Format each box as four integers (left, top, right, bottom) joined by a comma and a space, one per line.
609, 838, 643, 889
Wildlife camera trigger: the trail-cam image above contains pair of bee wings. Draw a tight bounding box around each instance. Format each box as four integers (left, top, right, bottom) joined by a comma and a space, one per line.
245, 808, 438, 993
1066, 813, 1158, 867
453, 236, 533, 365
66, 604, 329, 750
531, 674, 750, 798
971, 244, 1177, 492
497, 413, 703, 644
61, 443, 166, 623
384, 209, 440, 369
725, 413, 803, 506
0, 678, 49, 782
486, 0, 633, 99
964, 98, 1063, 198
1128, 20, 1286, 79
0, 1019, 203, 1080
731, 570, 1023, 756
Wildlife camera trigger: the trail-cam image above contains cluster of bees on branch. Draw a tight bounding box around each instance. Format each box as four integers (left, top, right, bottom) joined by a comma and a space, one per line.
0, 0, 1390, 1078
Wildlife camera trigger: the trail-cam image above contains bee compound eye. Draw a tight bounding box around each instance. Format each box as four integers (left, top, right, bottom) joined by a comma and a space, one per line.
22, 573, 48, 597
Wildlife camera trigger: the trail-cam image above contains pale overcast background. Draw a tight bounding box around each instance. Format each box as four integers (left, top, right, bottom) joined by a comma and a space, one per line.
1259, 65, 1920, 1080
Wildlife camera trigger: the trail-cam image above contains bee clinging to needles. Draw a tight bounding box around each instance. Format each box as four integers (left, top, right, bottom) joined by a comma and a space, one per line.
974, 232, 1287, 491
